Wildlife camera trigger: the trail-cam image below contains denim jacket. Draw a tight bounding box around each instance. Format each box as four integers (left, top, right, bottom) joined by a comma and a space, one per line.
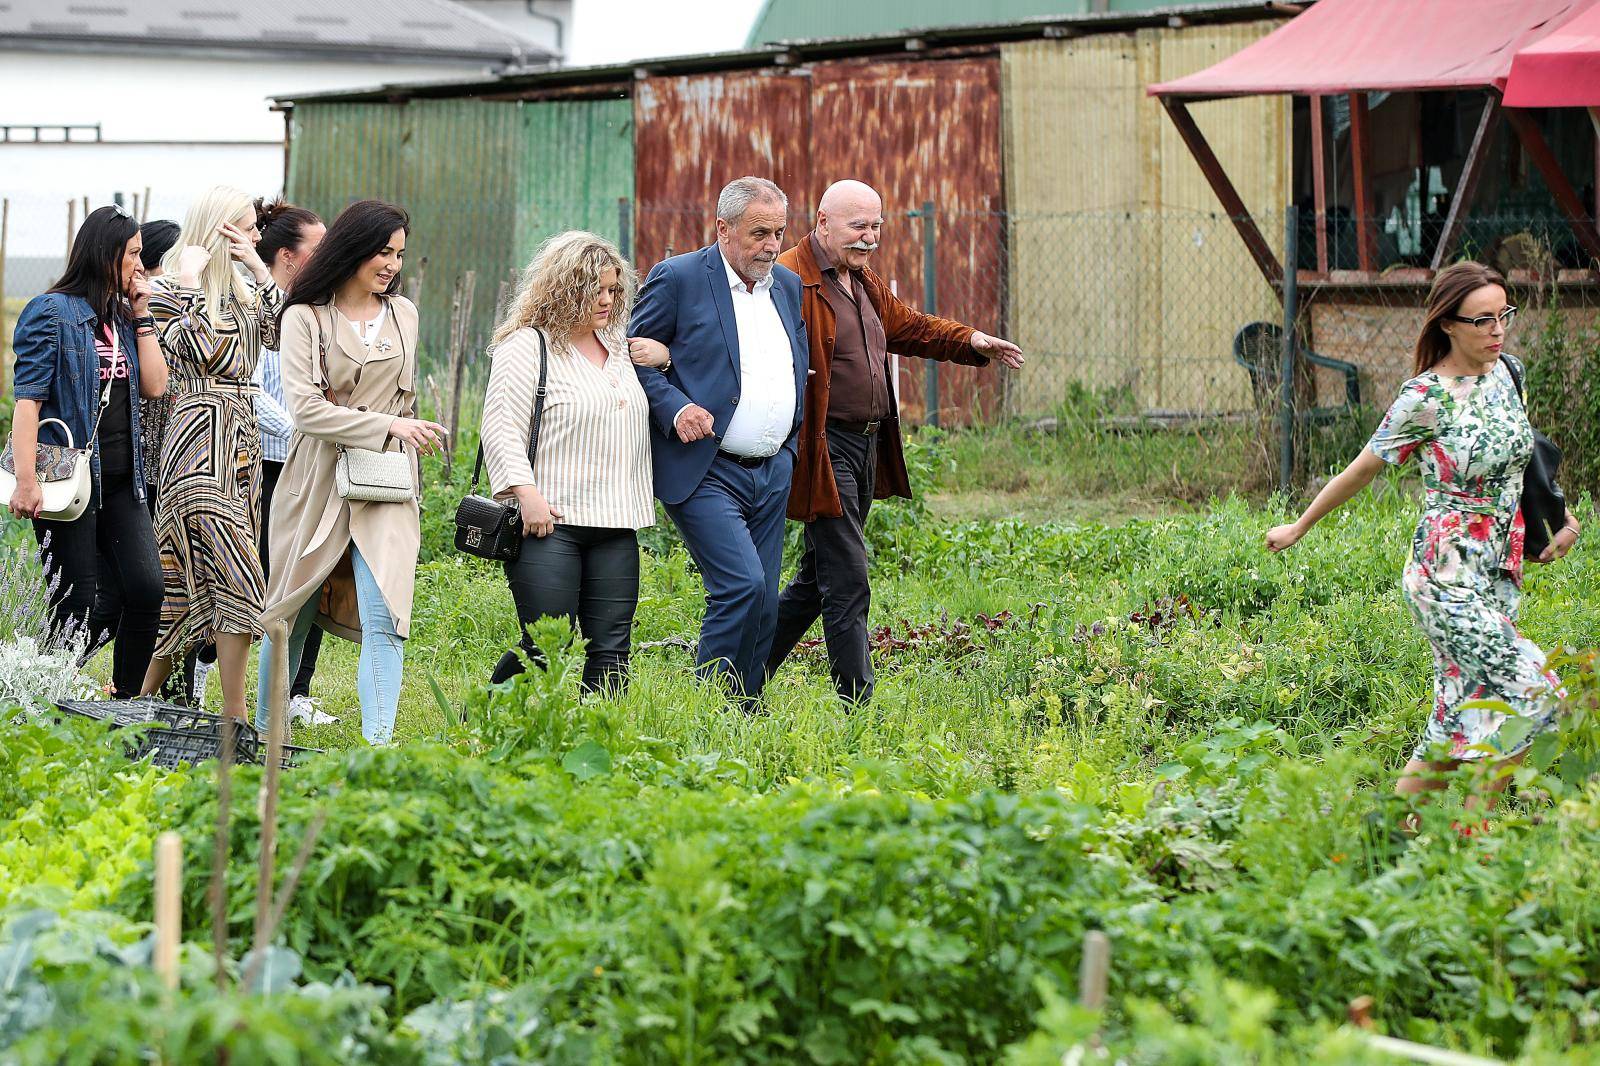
11, 292, 147, 504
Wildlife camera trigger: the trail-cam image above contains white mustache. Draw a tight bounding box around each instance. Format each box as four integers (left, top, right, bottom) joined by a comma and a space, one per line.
845, 241, 878, 252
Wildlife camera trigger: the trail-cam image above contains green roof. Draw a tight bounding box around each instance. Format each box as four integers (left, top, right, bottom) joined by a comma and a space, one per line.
745, 0, 1193, 45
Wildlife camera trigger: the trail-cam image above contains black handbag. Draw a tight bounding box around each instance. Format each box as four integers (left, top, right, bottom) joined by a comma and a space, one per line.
1502, 355, 1567, 561
454, 330, 548, 561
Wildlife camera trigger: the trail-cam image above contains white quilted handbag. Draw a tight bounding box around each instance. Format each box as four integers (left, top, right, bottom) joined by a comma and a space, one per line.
334, 444, 414, 503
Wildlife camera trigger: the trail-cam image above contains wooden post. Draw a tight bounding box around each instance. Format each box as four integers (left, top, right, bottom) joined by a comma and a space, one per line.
66, 199, 77, 258
1078, 930, 1111, 1011
210, 715, 239, 992
1432, 94, 1501, 270
253, 619, 289, 954
141, 185, 152, 223
1592, 107, 1600, 223
1160, 97, 1285, 288
81, 195, 90, 223
1349, 92, 1378, 272
1504, 106, 1600, 268
153, 831, 182, 991
443, 271, 476, 478
1310, 95, 1329, 274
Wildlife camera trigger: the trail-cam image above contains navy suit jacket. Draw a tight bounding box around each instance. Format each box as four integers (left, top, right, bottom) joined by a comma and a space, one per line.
630, 244, 809, 506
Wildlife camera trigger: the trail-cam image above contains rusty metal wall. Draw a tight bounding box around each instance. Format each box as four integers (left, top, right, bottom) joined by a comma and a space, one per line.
810, 56, 1006, 424
632, 54, 1006, 424
632, 69, 813, 272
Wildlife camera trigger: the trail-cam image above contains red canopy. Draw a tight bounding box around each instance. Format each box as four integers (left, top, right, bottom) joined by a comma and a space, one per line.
1504, 2, 1600, 106
1151, 0, 1600, 98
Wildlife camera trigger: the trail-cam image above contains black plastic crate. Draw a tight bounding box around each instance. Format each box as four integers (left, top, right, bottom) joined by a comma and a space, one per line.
55, 698, 261, 769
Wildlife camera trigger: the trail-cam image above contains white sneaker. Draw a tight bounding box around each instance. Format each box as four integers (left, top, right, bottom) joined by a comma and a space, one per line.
289, 695, 339, 726
191, 661, 212, 708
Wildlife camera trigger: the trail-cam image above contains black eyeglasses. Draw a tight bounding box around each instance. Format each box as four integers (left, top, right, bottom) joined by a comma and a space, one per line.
1446, 306, 1517, 332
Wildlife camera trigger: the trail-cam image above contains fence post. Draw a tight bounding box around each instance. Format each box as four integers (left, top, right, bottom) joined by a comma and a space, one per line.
920, 199, 939, 427
1279, 205, 1299, 495
617, 197, 632, 263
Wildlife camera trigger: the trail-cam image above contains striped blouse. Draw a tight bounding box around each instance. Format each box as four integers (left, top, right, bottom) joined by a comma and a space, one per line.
481, 327, 654, 530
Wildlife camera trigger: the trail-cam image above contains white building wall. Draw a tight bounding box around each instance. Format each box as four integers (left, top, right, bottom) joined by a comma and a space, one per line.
0, 49, 502, 296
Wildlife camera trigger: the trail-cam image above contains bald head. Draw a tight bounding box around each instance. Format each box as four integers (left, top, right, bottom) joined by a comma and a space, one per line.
815, 179, 885, 273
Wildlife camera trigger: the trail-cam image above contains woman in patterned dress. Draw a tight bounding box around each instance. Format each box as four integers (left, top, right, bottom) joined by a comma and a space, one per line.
1267, 262, 1580, 817
138, 186, 281, 721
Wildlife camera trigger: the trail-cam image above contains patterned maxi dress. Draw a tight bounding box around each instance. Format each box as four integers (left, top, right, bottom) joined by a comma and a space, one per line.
1367, 354, 1561, 762
148, 278, 282, 657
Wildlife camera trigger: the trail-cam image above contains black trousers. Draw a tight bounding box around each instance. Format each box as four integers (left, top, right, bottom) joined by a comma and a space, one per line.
34, 469, 163, 698
767, 427, 877, 703
491, 525, 640, 694
261, 459, 320, 699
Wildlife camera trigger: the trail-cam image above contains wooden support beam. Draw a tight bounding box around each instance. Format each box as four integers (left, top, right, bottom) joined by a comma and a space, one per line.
1160, 97, 1284, 287
1431, 93, 1501, 270
1349, 92, 1378, 272
1503, 106, 1600, 268
1591, 107, 1599, 224
1310, 94, 1329, 273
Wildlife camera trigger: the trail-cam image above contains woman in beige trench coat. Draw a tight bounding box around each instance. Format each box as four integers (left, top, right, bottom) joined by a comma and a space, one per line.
255, 201, 446, 745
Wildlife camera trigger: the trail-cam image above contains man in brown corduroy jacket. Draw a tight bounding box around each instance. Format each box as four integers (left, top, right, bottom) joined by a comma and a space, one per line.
763, 179, 1023, 703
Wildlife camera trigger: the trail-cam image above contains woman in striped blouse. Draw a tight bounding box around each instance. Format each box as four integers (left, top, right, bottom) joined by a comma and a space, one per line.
481, 231, 660, 693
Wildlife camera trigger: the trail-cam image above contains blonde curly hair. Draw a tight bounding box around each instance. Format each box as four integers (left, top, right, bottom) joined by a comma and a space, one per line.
493, 231, 635, 348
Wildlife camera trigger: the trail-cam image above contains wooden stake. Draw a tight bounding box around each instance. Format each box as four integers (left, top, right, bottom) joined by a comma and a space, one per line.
443, 271, 476, 478
210, 716, 239, 991
252, 619, 289, 955
141, 185, 151, 223
154, 831, 182, 990
66, 199, 77, 258
1310, 95, 1329, 274
1350, 91, 1379, 273
1078, 930, 1110, 1011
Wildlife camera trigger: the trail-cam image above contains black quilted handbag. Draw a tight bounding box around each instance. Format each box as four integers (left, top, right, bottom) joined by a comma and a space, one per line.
454, 330, 548, 562
1502, 355, 1567, 561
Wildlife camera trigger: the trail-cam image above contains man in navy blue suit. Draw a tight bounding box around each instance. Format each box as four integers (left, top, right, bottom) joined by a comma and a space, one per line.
630, 177, 809, 701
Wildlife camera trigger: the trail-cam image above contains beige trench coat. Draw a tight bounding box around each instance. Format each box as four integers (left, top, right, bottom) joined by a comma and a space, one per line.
261, 297, 422, 642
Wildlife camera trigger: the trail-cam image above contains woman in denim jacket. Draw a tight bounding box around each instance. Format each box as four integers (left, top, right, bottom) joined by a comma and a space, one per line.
7, 205, 170, 696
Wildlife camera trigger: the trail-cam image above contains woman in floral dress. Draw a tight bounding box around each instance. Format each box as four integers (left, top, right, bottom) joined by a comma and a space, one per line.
137, 186, 281, 721
1267, 262, 1580, 816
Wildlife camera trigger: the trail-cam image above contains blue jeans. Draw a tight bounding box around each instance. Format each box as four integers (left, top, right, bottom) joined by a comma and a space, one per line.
257, 546, 403, 744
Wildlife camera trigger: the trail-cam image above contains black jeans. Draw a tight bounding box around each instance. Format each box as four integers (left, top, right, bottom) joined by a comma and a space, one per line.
34, 469, 163, 698
767, 427, 877, 703
261, 459, 320, 698
492, 525, 640, 694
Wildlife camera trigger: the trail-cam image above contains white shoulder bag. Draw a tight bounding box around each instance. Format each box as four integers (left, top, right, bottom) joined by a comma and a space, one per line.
316, 305, 415, 504
0, 323, 119, 521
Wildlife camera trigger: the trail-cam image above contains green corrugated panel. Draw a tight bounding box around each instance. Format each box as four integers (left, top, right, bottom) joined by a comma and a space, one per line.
288, 100, 525, 363
746, 0, 1201, 44
514, 96, 635, 274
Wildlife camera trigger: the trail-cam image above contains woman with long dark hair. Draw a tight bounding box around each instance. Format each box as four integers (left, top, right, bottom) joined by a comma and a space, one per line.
1267, 262, 1580, 823
6, 205, 169, 696
250, 197, 334, 726
258, 200, 445, 745
138, 185, 280, 720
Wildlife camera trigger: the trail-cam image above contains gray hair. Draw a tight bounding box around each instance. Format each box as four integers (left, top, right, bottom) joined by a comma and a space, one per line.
716, 176, 787, 225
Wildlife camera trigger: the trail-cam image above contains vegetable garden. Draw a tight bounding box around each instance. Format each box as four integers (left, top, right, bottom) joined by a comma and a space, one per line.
2, 423, 1599, 1064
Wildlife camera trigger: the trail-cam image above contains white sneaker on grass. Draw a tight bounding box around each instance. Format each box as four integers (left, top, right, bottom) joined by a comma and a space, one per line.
289, 695, 339, 726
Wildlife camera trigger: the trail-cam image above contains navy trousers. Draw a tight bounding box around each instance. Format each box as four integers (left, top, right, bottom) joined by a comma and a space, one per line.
665, 449, 794, 698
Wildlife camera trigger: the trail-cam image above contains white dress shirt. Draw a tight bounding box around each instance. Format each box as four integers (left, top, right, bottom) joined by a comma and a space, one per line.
680, 251, 796, 459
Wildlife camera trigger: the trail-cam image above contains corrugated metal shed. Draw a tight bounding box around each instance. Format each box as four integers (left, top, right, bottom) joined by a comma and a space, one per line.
746, 0, 1206, 47
809, 55, 1007, 423
633, 53, 1007, 424
287, 96, 631, 362
633, 70, 813, 269
1002, 19, 1288, 415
